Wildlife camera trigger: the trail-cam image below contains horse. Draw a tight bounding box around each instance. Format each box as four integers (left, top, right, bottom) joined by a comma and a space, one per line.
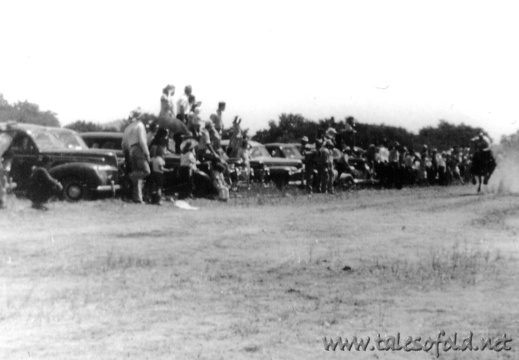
470, 148, 497, 192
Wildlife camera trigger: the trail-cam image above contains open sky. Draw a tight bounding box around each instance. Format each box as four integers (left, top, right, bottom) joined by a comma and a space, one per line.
1, 0, 518, 141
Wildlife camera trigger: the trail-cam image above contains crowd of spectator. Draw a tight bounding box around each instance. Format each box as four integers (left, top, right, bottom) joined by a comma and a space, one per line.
300, 123, 495, 194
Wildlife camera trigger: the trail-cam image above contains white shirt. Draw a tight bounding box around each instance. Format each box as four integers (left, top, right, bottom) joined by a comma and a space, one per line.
177, 94, 190, 116
123, 121, 149, 157
151, 156, 165, 173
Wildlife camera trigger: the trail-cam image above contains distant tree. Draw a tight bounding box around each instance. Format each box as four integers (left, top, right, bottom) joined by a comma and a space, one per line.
65, 120, 105, 133
417, 120, 486, 150
252, 114, 491, 152
0, 94, 60, 127
253, 113, 319, 143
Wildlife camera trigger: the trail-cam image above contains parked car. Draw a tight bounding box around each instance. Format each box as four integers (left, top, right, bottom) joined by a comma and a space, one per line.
221, 139, 303, 186
81, 132, 124, 159
1, 122, 120, 201
264, 143, 304, 161
81, 132, 216, 198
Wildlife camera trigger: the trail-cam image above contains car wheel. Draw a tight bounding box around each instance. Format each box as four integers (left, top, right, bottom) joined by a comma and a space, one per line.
61, 178, 86, 202
340, 176, 355, 191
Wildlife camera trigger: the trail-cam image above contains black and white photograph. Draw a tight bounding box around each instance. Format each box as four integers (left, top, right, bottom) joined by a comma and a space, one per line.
1, 1, 518, 359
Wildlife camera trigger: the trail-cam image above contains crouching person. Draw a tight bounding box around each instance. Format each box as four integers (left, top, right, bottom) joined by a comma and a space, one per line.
27, 157, 63, 210
212, 162, 229, 202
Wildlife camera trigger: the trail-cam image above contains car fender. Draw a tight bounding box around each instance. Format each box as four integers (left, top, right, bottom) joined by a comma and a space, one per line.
49, 162, 108, 188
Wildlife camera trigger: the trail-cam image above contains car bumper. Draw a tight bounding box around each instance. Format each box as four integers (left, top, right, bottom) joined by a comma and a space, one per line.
93, 181, 120, 196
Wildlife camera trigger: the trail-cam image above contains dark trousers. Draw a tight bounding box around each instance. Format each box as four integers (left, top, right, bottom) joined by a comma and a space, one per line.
150, 172, 164, 203
179, 167, 194, 198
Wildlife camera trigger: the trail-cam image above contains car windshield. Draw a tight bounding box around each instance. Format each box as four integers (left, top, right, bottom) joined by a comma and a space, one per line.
249, 145, 272, 159
30, 129, 88, 150
281, 146, 301, 159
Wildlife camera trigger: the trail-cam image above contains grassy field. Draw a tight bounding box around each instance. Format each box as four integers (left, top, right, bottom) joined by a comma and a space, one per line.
0, 185, 518, 359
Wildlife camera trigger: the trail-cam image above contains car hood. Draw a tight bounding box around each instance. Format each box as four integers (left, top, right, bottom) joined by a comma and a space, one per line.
43, 149, 119, 168
252, 156, 302, 168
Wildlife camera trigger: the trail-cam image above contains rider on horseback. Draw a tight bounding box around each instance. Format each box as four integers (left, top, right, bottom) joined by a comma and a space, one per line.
470, 132, 496, 186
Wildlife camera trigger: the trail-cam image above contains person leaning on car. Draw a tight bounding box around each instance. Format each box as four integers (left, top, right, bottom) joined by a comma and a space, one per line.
122, 111, 151, 203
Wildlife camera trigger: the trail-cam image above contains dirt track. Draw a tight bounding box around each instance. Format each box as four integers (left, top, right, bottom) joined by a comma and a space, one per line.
1, 186, 518, 359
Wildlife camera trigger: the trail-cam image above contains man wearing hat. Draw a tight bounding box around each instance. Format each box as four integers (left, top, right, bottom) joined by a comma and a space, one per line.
325, 127, 337, 142
122, 109, 151, 203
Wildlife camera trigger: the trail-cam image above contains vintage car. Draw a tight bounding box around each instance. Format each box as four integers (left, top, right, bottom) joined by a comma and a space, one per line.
221, 139, 303, 186
264, 143, 304, 161
81, 132, 124, 159
81, 132, 217, 198
1, 122, 120, 201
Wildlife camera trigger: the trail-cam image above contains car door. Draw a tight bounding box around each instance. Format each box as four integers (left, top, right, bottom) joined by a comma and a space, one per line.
10, 134, 40, 189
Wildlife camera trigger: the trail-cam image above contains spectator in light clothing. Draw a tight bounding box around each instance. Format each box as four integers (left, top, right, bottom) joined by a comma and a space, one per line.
212, 161, 229, 201
122, 110, 151, 203
159, 84, 175, 120
237, 139, 251, 188
176, 85, 192, 124
180, 139, 197, 199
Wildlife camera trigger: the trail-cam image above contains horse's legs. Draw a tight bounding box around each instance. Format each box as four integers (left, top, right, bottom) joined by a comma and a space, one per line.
477, 176, 482, 193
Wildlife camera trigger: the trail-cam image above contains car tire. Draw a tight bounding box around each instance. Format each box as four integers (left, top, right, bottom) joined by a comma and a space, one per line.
340, 176, 355, 191
61, 178, 87, 202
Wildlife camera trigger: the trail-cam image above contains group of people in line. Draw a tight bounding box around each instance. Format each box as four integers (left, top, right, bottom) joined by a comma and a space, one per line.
0, 86, 498, 209
122, 84, 251, 204
299, 127, 496, 194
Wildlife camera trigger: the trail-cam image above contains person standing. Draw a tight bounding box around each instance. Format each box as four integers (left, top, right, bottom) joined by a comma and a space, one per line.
179, 139, 197, 199
0, 139, 13, 209
159, 84, 175, 120
319, 140, 334, 194
123, 111, 151, 203
210, 102, 226, 135
150, 144, 172, 205
176, 85, 192, 124
237, 138, 252, 189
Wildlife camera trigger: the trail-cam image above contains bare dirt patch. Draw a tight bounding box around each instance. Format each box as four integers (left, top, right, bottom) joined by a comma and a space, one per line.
1, 186, 517, 359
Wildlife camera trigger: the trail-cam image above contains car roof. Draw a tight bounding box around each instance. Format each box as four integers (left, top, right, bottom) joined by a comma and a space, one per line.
80, 132, 123, 138
1, 122, 74, 133
264, 143, 298, 148
220, 139, 264, 147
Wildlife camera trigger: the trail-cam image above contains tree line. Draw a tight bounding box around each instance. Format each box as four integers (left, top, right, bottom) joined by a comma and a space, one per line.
1, 93, 492, 151
253, 113, 489, 151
